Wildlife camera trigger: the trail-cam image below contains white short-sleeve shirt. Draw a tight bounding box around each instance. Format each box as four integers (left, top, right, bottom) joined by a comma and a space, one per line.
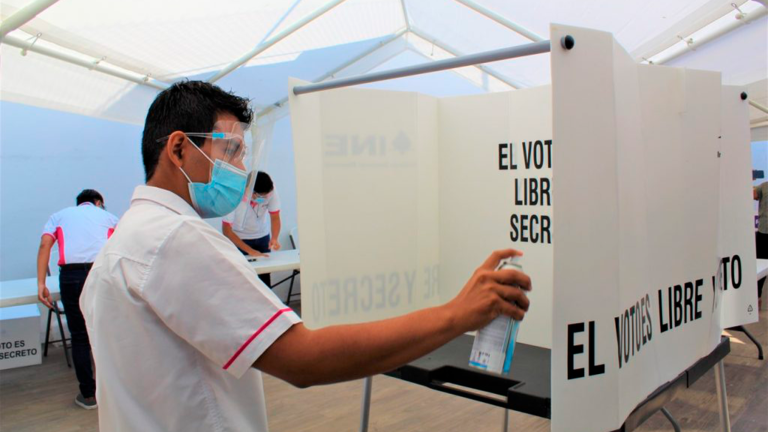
222, 191, 280, 240
80, 185, 300, 432
42, 202, 119, 265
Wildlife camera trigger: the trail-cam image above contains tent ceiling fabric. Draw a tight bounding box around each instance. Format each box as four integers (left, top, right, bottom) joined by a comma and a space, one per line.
0, 0, 403, 80
1, 0, 764, 124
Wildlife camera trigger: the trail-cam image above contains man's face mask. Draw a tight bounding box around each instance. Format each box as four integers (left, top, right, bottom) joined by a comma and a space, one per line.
253, 193, 269, 205
179, 141, 248, 218
160, 121, 260, 218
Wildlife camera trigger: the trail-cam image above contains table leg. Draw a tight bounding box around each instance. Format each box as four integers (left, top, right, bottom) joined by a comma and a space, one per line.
502, 409, 509, 432
660, 407, 681, 432
714, 360, 731, 432
731, 325, 764, 360
359, 376, 373, 432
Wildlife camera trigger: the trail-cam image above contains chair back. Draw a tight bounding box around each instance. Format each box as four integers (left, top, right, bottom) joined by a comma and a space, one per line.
289, 227, 299, 250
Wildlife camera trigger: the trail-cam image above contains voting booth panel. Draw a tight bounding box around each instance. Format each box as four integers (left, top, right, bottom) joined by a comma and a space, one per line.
548, 24, 751, 432
289, 23, 753, 432
636, 64, 723, 378
719, 86, 759, 329
550, 26, 625, 430
290, 81, 442, 329
290, 81, 555, 347
0, 304, 42, 370
438, 87, 553, 349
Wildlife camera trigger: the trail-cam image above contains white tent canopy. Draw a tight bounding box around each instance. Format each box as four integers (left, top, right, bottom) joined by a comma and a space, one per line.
2, 0, 766, 125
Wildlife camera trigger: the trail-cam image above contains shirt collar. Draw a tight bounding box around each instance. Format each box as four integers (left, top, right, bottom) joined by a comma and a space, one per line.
131, 185, 199, 218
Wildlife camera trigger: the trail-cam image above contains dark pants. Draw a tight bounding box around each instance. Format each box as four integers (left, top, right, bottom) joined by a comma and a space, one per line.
756, 232, 768, 299
59, 265, 96, 398
240, 235, 271, 287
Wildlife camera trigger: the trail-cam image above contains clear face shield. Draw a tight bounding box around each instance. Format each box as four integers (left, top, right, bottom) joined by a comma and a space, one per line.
202, 120, 268, 226
159, 120, 265, 218
184, 120, 261, 194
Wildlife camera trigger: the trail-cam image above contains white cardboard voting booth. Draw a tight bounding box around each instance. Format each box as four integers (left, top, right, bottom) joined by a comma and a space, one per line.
0, 304, 42, 370
289, 24, 755, 432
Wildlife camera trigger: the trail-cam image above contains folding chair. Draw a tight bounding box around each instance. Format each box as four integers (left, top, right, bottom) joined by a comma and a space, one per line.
44, 301, 72, 368
284, 227, 301, 304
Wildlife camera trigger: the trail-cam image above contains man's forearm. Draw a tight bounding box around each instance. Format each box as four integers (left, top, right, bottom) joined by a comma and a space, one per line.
257, 249, 532, 389
271, 217, 281, 241
36, 242, 52, 287
230, 235, 252, 253
258, 304, 462, 387
223, 225, 253, 252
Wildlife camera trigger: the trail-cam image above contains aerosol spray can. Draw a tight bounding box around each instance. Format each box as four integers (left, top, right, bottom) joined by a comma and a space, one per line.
469, 256, 526, 374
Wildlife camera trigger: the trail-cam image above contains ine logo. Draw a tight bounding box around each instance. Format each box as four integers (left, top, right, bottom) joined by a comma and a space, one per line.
324, 131, 412, 157
748, 305, 754, 313
391, 131, 411, 154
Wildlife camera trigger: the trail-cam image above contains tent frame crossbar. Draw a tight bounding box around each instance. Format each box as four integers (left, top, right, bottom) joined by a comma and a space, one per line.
409, 26, 522, 89
0, 0, 59, 41
257, 27, 408, 118
400, 0, 410, 30
208, 0, 347, 83
3, 0, 762, 101
2, 33, 169, 90
293, 37, 572, 96
649, 5, 767, 65
750, 99, 768, 115
452, 0, 544, 42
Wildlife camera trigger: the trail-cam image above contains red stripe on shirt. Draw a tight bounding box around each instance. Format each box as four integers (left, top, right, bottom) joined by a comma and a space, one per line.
107, 228, 115, 238
223, 308, 293, 370
269, 210, 280, 215
55, 227, 66, 266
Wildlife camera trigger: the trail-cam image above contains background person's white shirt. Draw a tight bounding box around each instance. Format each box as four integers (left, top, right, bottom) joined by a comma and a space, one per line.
222, 189, 280, 240
223, 191, 280, 240
42, 202, 118, 265
81, 185, 300, 432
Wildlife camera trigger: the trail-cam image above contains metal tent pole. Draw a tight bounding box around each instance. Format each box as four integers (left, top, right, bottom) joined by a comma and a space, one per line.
0, 0, 59, 42
651, 6, 767, 65
293, 37, 572, 96
453, 0, 544, 42
409, 26, 522, 89
208, 0, 348, 83
2, 34, 169, 90
400, 0, 410, 30
257, 28, 407, 118
750, 99, 768, 115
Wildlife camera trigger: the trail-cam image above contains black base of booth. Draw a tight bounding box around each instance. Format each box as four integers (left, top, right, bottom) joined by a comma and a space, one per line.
384, 335, 731, 431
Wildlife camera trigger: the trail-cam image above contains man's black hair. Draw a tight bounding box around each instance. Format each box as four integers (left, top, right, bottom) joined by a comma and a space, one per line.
141, 81, 254, 181
254, 171, 274, 195
77, 189, 104, 206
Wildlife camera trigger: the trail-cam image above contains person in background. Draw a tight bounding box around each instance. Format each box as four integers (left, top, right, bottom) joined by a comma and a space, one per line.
37, 189, 119, 410
754, 182, 768, 308
222, 171, 281, 286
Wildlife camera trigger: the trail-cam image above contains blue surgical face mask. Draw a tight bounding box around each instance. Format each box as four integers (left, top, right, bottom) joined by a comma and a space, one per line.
179, 141, 247, 218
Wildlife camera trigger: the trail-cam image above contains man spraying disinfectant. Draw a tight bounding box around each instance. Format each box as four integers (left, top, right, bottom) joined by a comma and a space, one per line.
80, 81, 531, 432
